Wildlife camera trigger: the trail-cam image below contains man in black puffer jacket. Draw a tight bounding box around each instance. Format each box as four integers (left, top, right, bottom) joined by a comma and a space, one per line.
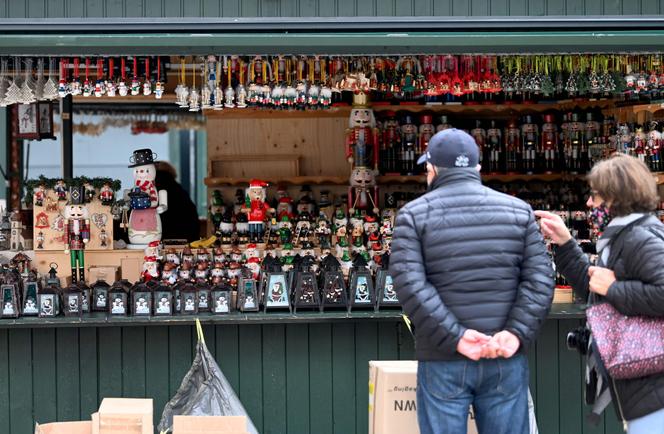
391, 129, 554, 434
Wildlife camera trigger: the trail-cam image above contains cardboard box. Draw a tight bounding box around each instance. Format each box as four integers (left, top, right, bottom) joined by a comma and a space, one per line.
173, 415, 249, 434
35, 421, 92, 434
96, 398, 153, 434
369, 361, 477, 434
88, 266, 119, 284
553, 287, 574, 304
120, 258, 141, 283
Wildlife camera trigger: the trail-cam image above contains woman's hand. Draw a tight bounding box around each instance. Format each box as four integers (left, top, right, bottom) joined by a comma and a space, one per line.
588, 266, 616, 296
534, 210, 573, 245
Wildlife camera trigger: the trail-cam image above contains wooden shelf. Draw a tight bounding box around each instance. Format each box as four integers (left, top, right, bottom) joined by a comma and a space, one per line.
205, 175, 349, 187
0, 302, 584, 329
377, 173, 584, 184
206, 173, 589, 187
372, 98, 616, 114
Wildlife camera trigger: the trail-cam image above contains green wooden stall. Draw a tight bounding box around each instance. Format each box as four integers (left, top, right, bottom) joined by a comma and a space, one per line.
0, 305, 627, 434
0, 2, 661, 433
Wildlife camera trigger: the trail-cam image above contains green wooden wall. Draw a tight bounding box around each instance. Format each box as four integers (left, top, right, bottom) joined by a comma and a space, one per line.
0, 318, 626, 434
0, 0, 661, 18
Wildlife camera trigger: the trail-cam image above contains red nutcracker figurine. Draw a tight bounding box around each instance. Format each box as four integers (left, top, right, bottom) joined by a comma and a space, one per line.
63, 187, 90, 284
345, 91, 379, 172
418, 114, 436, 164
99, 182, 114, 205
33, 183, 46, 207
242, 179, 275, 244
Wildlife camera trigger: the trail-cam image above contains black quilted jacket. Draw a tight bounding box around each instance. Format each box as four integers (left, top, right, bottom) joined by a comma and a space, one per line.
390, 169, 555, 361
555, 215, 664, 421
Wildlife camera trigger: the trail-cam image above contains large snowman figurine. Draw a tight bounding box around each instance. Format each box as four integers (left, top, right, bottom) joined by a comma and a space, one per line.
126, 148, 168, 248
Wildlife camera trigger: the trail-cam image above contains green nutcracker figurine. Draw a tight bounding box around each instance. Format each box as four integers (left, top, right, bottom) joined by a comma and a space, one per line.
64, 187, 90, 284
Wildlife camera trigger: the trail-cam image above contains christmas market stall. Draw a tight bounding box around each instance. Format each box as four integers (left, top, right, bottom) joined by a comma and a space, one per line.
2, 15, 664, 434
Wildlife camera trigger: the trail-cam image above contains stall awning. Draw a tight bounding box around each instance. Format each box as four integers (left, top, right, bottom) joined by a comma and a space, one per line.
1, 30, 664, 55
1, 16, 664, 55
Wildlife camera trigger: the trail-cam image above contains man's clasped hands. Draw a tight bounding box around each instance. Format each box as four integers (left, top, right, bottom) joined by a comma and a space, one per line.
456, 329, 520, 361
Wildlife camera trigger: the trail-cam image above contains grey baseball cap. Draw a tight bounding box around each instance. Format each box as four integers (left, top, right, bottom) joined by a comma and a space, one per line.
417, 128, 480, 168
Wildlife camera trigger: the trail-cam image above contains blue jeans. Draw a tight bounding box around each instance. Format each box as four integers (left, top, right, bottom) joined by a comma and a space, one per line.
628, 407, 664, 434
417, 355, 529, 434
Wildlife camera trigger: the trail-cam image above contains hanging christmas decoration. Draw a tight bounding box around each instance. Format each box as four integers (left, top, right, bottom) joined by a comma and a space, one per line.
143, 57, 152, 96
0, 58, 8, 107
4, 58, 23, 106
175, 57, 188, 107
155, 57, 164, 99
118, 57, 128, 97
130, 57, 140, 96
82, 57, 92, 97
188, 61, 200, 112
106, 58, 117, 97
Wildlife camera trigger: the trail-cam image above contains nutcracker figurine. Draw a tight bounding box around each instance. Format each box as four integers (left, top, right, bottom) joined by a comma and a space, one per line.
126, 149, 168, 248
63, 187, 90, 284
241, 179, 275, 244
541, 114, 559, 173
381, 111, 401, 174
419, 114, 436, 169
99, 182, 114, 205
399, 114, 418, 175
348, 166, 380, 215
345, 91, 379, 173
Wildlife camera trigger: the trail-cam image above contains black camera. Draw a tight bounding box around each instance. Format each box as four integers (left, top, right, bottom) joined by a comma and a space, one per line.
566, 326, 591, 355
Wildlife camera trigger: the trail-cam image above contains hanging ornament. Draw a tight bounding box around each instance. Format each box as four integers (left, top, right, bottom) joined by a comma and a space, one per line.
143, 57, 152, 96
588, 70, 601, 95
118, 57, 128, 97
21, 58, 37, 104
223, 56, 235, 108
154, 57, 164, 99
213, 56, 223, 110
94, 58, 104, 97
34, 58, 45, 101
70, 58, 81, 96
175, 57, 189, 107
106, 58, 117, 97
200, 60, 212, 110
130, 57, 140, 96
57, 58, 68, 98
82, 57, 92, 97
4, 58, 22, 106
245, 56, 258, 107
188, 62, 200, 112
43, 58, 60, 100
235, 58, 247, 108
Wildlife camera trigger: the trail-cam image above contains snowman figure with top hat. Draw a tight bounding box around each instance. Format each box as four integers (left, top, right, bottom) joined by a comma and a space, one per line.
125, 148, 168, 249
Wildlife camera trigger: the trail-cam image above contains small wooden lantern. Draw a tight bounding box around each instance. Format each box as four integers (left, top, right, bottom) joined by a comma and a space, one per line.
62, 284, 83, 317
180, 283, 198, 315
153, 284, 173, 316
78, 282, 92, 313
262, 272, 290, 312
238, 278, 259, 312
108, 283, 128, 316
348, 268, 375, 311
195, 282, 211, 312
1, 283, 20, 318
131, 283, 152, 316
22, 273, 40, 316
293, 271, 319, 312
211, 283, 232, 314
91, 280, 111, 312
38, 285, 60, 318
375, 268, 399, 310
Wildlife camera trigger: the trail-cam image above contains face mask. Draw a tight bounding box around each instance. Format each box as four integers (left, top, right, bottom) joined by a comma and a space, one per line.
589, 203, 611, 233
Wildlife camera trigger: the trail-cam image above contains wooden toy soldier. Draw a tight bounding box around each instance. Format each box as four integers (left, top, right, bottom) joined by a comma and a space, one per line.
64, 186, 90, 284
99, 182, 114, 205
33, 183, 46, 207
345, 91, 379, 173
241, 179, 275, 244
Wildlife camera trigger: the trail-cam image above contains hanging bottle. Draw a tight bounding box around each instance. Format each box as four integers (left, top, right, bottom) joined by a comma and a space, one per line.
521, 115, 538, 174
541, 114, 558, 173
